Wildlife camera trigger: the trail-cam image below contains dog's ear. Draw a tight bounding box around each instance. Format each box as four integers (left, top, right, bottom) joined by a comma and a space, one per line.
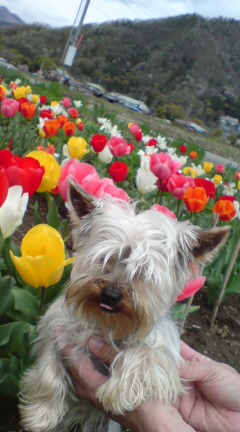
68, 180, 95, 220
192, 226, 231, 266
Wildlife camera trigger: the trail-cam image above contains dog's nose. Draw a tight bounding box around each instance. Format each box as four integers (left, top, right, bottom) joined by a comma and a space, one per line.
101, 286, 122, 306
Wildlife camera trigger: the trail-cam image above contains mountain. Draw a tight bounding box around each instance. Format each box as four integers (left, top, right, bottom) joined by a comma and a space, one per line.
0, 5, 25, 26
1, 14, 240, 123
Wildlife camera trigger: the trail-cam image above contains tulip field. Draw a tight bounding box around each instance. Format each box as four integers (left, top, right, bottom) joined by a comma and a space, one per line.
0, 70, 239, 416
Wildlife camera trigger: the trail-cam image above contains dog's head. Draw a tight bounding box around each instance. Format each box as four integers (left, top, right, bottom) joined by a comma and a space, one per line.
66, 181, 230, 341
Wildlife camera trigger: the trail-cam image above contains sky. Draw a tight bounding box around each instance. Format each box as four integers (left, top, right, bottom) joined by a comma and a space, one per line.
1, 0, 240, 28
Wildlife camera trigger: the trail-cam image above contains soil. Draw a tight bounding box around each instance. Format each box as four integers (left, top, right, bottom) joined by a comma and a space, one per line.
0, 199, 240, 432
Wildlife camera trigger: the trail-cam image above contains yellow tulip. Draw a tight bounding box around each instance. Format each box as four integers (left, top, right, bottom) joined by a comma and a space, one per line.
238, 181, 240, 191
31, 94, 40, 105
75, 118, 82, 125
213, 174, 222, 186
27, 151, 61, 192
25, 85, 32, 95
203, 161, 214, 174
13, 86, 27, 100
0, 85, 8, 95
50, 101, 59, 106
38, 128, 46, 138
10, 224, 74, 289
183, 167, 197, 178
67, 136, 90, 159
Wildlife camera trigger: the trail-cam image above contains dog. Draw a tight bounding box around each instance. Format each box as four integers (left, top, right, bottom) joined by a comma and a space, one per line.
19, 181, 230, 432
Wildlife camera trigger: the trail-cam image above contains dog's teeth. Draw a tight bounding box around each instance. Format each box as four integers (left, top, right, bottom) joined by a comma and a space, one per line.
100, 303, 114, 311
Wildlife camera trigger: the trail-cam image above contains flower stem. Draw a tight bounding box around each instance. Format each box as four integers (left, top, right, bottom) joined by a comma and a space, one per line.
39, 286, 46, 315
211, 236, 240, 328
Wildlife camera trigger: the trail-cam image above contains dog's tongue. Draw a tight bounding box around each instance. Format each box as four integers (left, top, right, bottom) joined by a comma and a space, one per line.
100, 303, 114, 311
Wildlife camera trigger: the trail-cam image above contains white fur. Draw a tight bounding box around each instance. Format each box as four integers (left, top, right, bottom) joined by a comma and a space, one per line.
19, 196, 207, 432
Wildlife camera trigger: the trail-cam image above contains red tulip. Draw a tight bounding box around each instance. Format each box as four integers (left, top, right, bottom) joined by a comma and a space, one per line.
0, 168, 9, 207
0, 150, 45, 197
90, 134, 107, 153
146, 138, 158, 147
40, 109, 54, 120
68, 108, 78, 119
108, 162, 129, 182
177, 276, 206, 302
179, 145, 187, 154
40, 95, 47, 105
194, 178, 216, 199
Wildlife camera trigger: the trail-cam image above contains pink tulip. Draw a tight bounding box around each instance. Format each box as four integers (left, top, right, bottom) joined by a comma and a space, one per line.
61, 97, 72, 108
167, 173, 195, 200
177, 276, 206, 302
108, 137, 131, 157
1, 98, 19, 118
96, 182, 130, 202
58, 159, 130, 203
216, 164, 225, 174
128, 123, 141, 135
150, 152, 182, 180
58, 160, 99, 201
151, 204, 177, 221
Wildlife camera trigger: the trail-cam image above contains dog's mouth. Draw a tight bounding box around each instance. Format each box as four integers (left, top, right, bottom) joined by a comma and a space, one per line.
99, 303, 116, 313
99, 286, 122, 313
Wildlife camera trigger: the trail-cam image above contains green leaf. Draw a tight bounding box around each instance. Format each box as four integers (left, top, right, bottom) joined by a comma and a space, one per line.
46, 192, 61, 230
224, 274, 240, 296
0, 322, 36, 356
0, 356, 21, 395
34, 199, 42, 224
172, 303, 200, 321
2, 238, 21, 283
0, 276, 15, 317
7, 288, 40, 324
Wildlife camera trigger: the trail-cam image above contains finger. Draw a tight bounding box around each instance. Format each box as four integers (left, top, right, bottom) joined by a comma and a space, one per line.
180, 341, 209, 363
61, 344, 109, 397
88, 336, 117, 366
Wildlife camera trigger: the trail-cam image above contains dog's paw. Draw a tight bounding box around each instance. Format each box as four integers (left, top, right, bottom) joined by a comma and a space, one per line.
96, 380, 136, 415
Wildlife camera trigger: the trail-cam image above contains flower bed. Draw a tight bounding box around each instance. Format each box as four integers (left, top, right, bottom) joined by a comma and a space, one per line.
0, 76, 239, 401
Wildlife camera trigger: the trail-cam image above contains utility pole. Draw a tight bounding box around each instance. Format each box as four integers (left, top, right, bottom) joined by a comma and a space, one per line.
61, 0, 91, 67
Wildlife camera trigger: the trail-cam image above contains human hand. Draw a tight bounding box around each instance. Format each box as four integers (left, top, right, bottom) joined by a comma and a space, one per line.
62, 337, 195, 432
177, 341, 240, 432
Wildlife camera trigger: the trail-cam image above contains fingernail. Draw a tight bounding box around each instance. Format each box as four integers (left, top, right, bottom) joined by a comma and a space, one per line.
88, 336, 105, 353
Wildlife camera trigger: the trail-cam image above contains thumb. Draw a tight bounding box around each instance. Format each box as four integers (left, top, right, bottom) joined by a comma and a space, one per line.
88, 336, 117, 366
180, 358, 214, 382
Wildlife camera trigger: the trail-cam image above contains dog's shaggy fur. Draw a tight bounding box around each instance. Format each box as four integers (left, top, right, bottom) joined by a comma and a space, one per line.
19, 183, 230, 432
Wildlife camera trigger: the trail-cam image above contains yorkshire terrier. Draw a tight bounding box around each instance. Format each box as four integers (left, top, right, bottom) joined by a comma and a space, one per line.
20, 181, 230, 432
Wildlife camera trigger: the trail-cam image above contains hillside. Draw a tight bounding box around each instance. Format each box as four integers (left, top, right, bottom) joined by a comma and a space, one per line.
0, 5, 25, 26
1, 14, 240, 124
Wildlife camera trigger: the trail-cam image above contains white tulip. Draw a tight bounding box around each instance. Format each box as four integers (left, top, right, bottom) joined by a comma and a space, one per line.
136, 167, 157, 194
0, 186, 29, 239
98, 145, 113, 164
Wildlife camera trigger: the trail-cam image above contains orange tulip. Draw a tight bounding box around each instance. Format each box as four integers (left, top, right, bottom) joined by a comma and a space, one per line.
183, 186, 209, 213
63, 120, 76, 137
20, 102, 37, 120
189, 151, 198, 160
213, 199, 236, 222
57, 115, 69, 127
43, 119, 60, 137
